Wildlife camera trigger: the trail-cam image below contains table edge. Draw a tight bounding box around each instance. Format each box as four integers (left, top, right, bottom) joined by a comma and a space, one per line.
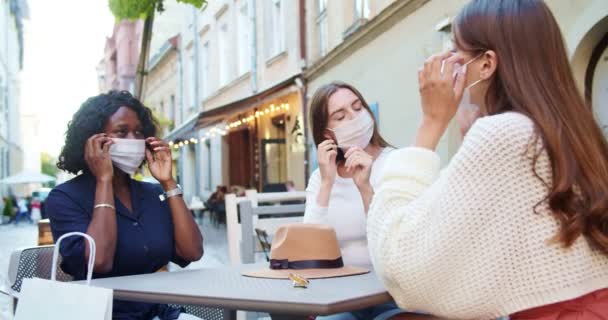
111, 289, 393, 315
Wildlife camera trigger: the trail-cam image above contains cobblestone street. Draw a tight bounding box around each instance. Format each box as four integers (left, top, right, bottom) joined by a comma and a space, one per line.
0, 216, 229, 320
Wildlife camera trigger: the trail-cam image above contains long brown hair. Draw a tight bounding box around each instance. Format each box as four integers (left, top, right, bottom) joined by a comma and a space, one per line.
309, 81, 390, 162
455, 0, 608, 253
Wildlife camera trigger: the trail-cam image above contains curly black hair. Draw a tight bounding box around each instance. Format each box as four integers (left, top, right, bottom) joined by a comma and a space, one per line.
57, 90, 158, 175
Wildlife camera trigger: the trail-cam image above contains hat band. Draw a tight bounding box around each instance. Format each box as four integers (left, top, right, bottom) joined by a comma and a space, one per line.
269, 257, 344, 270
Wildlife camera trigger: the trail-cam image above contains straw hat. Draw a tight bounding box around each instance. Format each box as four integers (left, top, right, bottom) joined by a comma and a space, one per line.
241, 224, 369, 279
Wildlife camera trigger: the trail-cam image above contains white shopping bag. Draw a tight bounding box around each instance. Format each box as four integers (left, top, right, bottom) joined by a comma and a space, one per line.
14, 232, 113, 320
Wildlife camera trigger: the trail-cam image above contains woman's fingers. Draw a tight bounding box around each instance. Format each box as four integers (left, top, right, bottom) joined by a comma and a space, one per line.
86, 134, 102, 153
145, 148, 154, 164
101, 139, 114, 153
319, 140, 337, 155
431, 51, 453, 77
319, 140, 336, 150
148, 139, 168, 147
442, 54, 463, 80
153, 147, 171, 160
418, 67, 426, 90
344, 147, 363, 159
328, 150, 337, 161
453, 64, 467, 102
93, 136, 111, 156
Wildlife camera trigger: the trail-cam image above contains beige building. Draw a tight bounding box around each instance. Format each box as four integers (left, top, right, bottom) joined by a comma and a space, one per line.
166, 0, 308, 200
1, 0, 27, 186
142, 37, 181, 137
304, 0, 608, 171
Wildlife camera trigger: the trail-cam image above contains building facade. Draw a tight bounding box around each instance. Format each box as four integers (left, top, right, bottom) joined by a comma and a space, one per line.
165, 0, 308, 201
304, 0, 608, 171
140, 0, 607, 201
0, 0, 27, 183
143, 37, 181, 137
97, 20, 144, 93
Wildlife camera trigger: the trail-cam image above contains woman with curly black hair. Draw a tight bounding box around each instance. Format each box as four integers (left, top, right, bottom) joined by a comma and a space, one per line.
46, 90, 204, 320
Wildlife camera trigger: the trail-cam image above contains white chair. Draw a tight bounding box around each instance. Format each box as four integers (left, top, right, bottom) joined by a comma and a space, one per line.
225, 190, 306, 265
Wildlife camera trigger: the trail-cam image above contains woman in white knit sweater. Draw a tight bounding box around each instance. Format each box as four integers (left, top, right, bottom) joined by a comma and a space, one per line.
367, 0, 608, 319
304, 82, 399, 320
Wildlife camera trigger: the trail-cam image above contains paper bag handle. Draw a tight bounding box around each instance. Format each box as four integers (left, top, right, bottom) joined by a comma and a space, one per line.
52, 232, 96, 285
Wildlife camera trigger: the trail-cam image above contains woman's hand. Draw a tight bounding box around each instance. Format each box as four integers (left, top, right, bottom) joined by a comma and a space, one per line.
344, 147, 374, 213
415, 51, 467, 150
344, 147, 373, 191
84, 134, 114, 182
145, 137, 174, 185
317, 139, 338, 186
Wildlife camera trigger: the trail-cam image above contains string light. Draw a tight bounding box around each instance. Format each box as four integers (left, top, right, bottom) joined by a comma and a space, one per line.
170, 102, 291, 151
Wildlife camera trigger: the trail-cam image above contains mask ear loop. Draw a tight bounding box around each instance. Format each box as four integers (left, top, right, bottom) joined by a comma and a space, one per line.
466, 78, 484, 90
461, 52, 485, 89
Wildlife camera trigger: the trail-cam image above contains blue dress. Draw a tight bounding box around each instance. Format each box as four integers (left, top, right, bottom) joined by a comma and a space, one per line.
46, 173, 190, 320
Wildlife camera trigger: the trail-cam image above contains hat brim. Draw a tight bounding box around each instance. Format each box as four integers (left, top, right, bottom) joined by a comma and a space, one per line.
241, 265, 369, 279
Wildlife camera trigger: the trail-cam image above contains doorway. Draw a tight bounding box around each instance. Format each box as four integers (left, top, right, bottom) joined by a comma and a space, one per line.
227, 129, 253, 188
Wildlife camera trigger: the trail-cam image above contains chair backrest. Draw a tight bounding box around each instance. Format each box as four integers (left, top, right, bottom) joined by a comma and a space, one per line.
254, 228, 272, 261
173, 304, 235, 320
239, 200, 306, 264
7, 245, 73, 294
225, 190, 306, 265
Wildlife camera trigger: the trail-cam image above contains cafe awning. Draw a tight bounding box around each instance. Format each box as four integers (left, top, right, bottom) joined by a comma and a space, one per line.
163, 75, 302, 142
163, 113, 199, 141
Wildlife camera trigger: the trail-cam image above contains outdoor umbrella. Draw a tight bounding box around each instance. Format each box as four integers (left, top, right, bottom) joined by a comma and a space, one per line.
0, 170, 56, 184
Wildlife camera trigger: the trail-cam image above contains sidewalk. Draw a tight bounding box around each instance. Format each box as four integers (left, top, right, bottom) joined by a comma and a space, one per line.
0, 216, 229, 320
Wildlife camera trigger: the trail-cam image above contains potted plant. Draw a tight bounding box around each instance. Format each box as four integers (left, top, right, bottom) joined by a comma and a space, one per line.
2, 197, 14, 224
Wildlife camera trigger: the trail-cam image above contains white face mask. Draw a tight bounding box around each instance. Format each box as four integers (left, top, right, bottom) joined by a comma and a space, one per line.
109, 138, 146, 175
454, 55, 484, 137
329, 110, 375, 151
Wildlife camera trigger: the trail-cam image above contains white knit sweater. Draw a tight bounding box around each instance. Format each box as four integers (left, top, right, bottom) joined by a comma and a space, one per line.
367, 112, 608, 319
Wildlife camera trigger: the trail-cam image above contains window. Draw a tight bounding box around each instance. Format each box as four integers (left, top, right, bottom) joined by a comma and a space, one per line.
200, 41, 210, 97
355, 0, 370, 20
188, 52, 197, 109
237, 1, 250, 75
317, 0, 328, 56
266, 0, 284, 58
0, 76, 4, 115
218, 23, 229, 86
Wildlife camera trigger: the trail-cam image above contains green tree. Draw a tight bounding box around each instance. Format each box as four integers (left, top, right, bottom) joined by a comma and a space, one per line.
150, 107, 175, 133
41, 152, 58, 178
108, 0, 206, 19
108, 0, 207, 98
3, 197, 14, 218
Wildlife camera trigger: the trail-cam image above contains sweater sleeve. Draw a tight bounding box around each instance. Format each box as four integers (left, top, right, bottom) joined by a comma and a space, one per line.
367, 113, 538, 314
303, 170, 330, 224
366, 147, 441, 276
